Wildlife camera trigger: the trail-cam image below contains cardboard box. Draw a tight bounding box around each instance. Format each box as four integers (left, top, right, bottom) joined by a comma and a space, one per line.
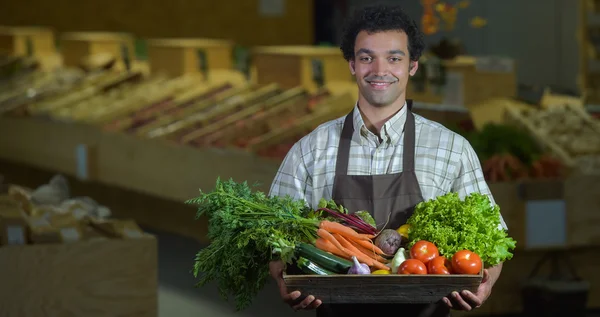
0, 235, 158, 316
146, 38, 235, 77
0, 26, 56, 58
59, 32, 135, 71
27, 215, 83, 244
408, 55, 517, 107
251, 46, 351, 93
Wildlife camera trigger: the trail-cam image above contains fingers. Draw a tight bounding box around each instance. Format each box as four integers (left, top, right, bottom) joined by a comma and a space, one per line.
269, 260, 322, 311
442, 297, 453, 309
448, 291, 474, 311
461, 290, 483, 308
481, 269, 490, 284
292, 295, 322, 311
282, 290, 301, 304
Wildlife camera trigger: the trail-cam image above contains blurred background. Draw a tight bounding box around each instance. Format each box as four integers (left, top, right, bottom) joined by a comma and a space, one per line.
0, 0, 598, 316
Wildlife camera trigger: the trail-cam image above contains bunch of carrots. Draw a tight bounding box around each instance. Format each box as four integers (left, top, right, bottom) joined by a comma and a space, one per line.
315, 220, 390, 271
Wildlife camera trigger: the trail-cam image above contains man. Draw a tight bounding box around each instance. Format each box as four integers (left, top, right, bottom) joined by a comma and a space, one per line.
268, 4, 507, 317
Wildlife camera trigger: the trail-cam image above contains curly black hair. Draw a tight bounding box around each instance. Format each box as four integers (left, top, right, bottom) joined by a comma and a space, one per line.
339, 4, 425, 62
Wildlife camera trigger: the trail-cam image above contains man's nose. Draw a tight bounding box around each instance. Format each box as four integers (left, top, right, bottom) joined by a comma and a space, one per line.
371, 58, 388, 76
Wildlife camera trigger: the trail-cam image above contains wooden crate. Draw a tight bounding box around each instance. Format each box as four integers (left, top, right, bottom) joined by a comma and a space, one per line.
251, 46, 351, 93
0, 235, 158, 316
60, 32, 136, 71
283, 272, 482, 304
146, 38, 235, 78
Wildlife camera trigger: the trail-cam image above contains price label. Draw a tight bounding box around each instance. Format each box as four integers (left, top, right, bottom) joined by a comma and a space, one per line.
7, 226, 26, 245
76, 144, 90, 181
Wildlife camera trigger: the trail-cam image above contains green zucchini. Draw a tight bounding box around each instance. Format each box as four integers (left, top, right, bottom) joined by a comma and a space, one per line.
297, 257, 335, 275
296, 243, 352, 274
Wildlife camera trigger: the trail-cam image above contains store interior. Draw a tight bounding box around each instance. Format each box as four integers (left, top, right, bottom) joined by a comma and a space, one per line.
0, 0, 599, 316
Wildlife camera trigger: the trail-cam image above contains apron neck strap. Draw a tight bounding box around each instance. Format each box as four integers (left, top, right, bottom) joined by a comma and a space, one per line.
336, 99, 416, 175
403, 99, 416, 171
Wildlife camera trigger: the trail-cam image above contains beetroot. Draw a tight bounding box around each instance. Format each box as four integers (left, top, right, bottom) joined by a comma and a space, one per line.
374, 229, 403, 256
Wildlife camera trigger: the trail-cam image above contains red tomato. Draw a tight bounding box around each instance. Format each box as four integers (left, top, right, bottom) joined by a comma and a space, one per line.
410, 240, 439, 266
452, 250, 482, 275
398, 259, 428, 275
428, 256, 452, 275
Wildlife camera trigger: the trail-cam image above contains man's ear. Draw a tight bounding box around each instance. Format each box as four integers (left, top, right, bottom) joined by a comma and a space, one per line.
409, 61, 419, 76
349, 60, 355, 76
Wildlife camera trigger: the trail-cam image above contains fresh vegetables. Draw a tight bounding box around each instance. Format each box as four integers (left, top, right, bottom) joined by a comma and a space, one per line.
313, 199, 378, 235
348, 256, 371, 274
297, 257, 335, 275
428, 256, 452, 275
187, 178, 516, 310
314, 228, 390, 271
396, 224, 410, 239
409, 240, 439, 266
452, 250, 483, 275
406, 192, 517, 267
398, 259, 428, 275
390, 247, 408, 273
374, 229, 403, 256
186, 178, 322, 310
295, 243, 353, 274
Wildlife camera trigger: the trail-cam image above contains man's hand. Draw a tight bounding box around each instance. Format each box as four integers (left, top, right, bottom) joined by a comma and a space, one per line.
442, 269, 492, 311
269, 260, 322, 311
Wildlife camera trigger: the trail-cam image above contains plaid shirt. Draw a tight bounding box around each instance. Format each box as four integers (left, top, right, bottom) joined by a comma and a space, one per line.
269, 103, 508, 230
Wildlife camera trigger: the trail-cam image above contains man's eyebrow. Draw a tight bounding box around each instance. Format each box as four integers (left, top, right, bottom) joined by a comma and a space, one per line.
355, 48, 406, 56
388, 50, 406, 56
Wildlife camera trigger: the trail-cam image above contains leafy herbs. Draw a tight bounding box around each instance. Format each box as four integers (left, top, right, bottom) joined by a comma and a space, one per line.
186, 178, 321, 311
406, 192, 517, 267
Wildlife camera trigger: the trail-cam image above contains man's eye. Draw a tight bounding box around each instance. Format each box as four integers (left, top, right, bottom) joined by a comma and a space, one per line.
360, 57, 372, 62
390, 57, 401, 62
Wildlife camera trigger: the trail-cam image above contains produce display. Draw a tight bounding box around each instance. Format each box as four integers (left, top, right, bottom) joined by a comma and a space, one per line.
506, 104, 600, 175
453, 123, 566, 182
0, 174, 146, 246
187, 178, 517, 310
0, 58, 351, 161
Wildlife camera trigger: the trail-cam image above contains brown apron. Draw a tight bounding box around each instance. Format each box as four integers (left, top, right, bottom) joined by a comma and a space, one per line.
316, 100, 451, 317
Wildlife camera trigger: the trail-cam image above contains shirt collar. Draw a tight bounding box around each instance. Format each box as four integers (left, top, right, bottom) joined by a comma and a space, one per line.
351, 101, 408, 146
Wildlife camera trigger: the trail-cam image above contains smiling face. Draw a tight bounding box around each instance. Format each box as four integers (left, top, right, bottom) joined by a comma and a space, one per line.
349, 30, 418, 109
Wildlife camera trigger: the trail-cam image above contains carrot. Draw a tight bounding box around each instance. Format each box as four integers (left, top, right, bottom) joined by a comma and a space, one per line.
347, 238, 389, 262
317, 228, 346, 251
315, 237, 350, 259
315, 238, 390, 271
358, 233, 376, 240
350, 236, 387, 256
334, 233, 388, 263
319, 221, 369, 241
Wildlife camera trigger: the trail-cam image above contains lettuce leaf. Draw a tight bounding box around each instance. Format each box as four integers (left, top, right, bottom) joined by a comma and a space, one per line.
406, 192, 517, 267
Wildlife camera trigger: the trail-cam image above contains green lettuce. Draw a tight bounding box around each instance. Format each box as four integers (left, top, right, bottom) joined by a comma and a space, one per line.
406, 192, 517, 267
